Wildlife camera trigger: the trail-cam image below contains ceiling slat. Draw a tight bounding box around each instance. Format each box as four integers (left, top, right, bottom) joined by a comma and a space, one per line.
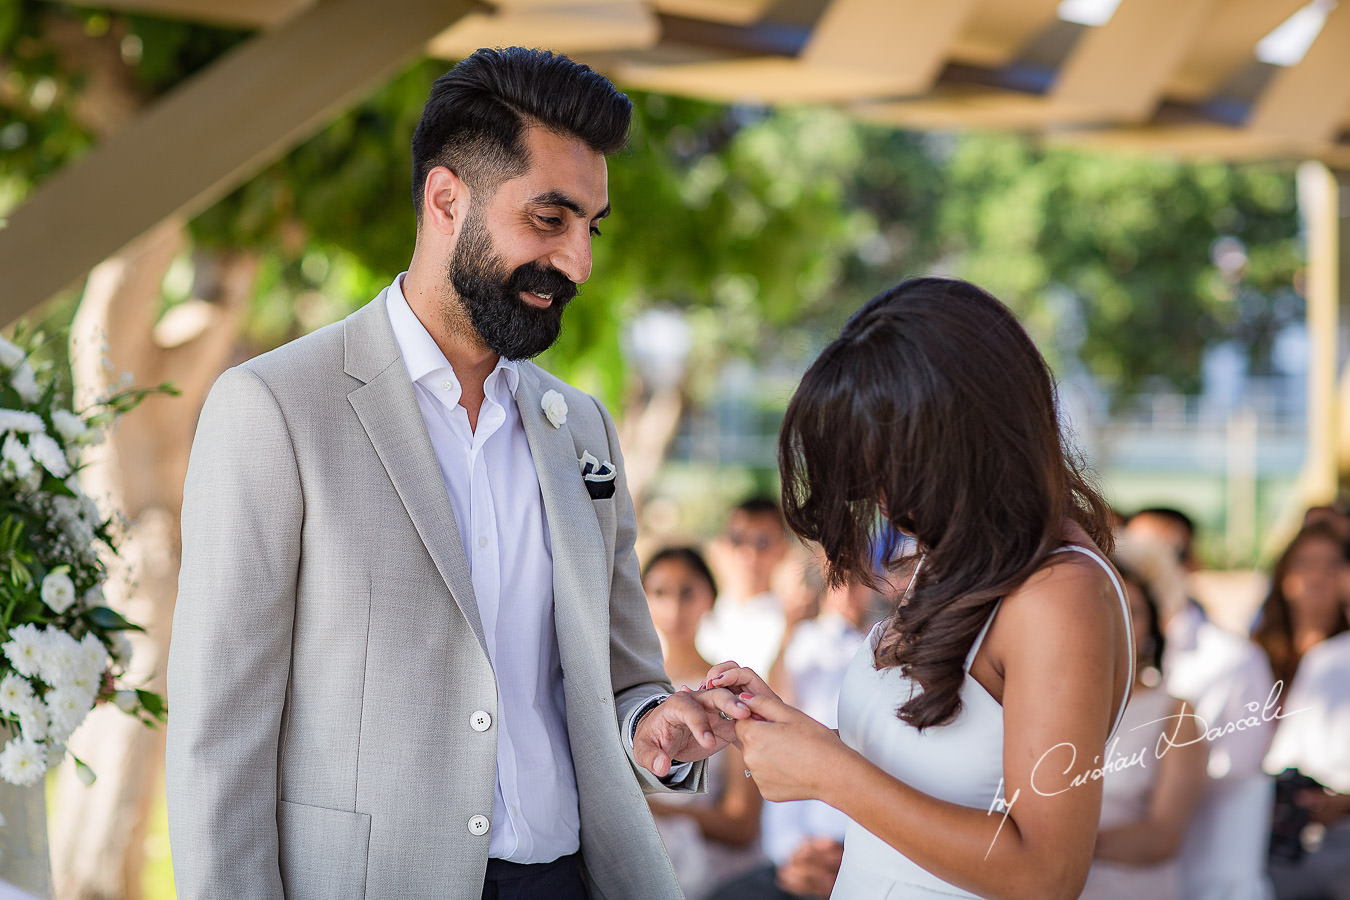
948, 0, 1062, 67
1247, 1, 1350, 143
1050, 0, 1220, 122
427, 2, 657, 58
1166, 0, 1306, 101
803, 0, 980, 93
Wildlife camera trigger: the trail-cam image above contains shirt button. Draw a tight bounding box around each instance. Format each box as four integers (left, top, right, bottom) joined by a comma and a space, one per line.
470, 710, 492, 732
441, 379, 453, 391
468, 815, 490, 836
478, 536, 488, 549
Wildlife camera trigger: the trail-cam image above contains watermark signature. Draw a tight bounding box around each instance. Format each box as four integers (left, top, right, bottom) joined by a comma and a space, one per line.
982, 681, 1304, 859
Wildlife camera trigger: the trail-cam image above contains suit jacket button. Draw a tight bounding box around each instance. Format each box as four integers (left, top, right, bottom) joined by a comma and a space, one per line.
468, 815, 490, 836
470, 711, 492, 732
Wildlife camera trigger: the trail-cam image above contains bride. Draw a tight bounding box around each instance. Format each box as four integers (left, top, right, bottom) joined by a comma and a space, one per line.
706, 277, 1134, 900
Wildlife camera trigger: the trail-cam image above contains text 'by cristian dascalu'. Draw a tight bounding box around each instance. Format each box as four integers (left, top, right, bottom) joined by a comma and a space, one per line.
981, 681, 1302, 859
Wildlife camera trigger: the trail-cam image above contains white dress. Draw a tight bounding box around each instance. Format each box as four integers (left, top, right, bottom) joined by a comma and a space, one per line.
831, 545, 1132, 899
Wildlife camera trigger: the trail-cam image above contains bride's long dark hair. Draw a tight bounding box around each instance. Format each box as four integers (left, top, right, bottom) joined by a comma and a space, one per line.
779, 277, 1113, 729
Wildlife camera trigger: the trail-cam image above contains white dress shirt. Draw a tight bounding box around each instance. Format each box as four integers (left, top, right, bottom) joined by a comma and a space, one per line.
386, 276, 579, 864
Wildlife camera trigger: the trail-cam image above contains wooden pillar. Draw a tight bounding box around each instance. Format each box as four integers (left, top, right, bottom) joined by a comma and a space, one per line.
1298, 160, 1341, 505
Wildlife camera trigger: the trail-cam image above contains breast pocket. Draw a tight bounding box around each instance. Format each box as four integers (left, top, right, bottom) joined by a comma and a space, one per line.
593, 496, 617, 570
277, 799, 371, 899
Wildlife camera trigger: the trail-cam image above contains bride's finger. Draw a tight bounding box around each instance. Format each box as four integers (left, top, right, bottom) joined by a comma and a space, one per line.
707, 665, 774, 699
734, 690, 797, 724
703, 660, 743, 684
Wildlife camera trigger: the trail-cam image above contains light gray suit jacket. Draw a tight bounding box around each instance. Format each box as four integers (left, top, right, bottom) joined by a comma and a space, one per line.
166, 290, 700, 899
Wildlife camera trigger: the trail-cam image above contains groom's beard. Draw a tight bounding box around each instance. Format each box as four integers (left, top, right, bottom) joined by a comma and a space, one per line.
448, 211, 577, 361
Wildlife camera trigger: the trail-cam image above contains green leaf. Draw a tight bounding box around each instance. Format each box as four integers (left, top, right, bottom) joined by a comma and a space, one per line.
136, 689, 167, 723
87, 606, 146, 633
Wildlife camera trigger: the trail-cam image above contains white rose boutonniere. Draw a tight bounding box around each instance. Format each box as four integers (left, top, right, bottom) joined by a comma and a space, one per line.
541, 390, 568, 429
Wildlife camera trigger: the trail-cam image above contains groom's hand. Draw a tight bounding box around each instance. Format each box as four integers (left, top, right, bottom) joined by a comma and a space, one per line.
634, 688, 751, 778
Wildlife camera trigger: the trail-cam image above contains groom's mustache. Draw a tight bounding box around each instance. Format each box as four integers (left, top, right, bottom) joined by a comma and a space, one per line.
507, 262, 578, 309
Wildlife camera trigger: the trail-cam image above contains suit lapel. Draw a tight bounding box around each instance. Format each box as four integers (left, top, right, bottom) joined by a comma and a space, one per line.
343, 295, 488, 654
515, 369, 609, 654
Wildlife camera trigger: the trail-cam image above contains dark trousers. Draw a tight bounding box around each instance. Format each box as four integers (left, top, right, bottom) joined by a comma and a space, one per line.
481, 853, 589, 900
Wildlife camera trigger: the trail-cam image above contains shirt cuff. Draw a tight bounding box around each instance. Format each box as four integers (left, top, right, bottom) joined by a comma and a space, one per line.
627, 693, 694, 784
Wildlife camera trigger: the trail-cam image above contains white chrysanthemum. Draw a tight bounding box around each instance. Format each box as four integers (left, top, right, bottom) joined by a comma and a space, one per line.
0, 409, 45, 434
46, 684, 94, 742
0, 337, 25, 370
0, 737, 47, 787
50, 409, 88, 443
38, 627, 82, 686
0, 673, 35, 717
10, 363, 39, 405
15, 704, 47, 743
28, 432, 70, 478
40, 570, 76, 615
77, 633, 106, 677
113, 690, 138, 714
1, 434, 33, 483
2, 625, 44, 678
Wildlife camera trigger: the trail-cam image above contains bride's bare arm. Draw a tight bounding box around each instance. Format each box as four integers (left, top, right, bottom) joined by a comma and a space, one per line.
720, 559, 1128, 900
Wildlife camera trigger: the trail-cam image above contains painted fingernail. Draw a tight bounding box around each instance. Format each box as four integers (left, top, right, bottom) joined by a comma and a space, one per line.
739, 692, 754, 700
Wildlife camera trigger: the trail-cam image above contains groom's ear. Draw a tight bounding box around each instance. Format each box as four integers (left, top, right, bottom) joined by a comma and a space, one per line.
422, 166, 468, 237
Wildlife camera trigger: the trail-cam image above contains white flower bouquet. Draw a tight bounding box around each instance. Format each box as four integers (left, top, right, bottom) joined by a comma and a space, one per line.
0, 333, 169, 787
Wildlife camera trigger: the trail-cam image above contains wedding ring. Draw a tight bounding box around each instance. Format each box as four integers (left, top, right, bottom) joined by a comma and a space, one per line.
718, 711, 733, 721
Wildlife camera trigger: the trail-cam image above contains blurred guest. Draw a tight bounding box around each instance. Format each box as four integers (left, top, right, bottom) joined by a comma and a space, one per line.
643, 548, 764, 900
1080, 541, 1208, 900
1252, 522, 1350, 693
1263, 623, 1350, 899
1302, 503, 1350, 544
1125, 507, 1199, 572
1126, 507, 1279, 899
710, 572, 873, 900
698, 497, 790, 675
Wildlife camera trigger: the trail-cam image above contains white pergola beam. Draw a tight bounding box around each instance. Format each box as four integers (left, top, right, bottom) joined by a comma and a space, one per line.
0, 0, 474, 324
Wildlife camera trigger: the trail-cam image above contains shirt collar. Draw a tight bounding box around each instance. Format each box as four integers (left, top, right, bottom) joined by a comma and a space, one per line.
385, 273, 520, 398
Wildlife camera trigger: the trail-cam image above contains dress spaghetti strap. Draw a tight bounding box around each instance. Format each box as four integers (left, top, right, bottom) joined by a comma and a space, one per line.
1050, 544, 1136, 741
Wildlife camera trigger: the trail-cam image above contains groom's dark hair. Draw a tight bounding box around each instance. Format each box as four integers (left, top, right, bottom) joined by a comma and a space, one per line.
411, 47, 632, 219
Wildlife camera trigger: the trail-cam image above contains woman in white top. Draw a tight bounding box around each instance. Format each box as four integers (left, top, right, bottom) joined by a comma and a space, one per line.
705, 277, 1134, 900
643, 547, 764, 899
1079, 542, 1207, 899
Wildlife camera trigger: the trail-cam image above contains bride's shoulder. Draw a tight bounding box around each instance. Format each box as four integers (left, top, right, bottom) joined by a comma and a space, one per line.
994, 543, 1123, 651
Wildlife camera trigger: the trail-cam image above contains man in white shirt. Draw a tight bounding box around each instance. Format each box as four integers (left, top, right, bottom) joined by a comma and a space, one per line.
698, 498, 791, 675
168, 47, 746, 900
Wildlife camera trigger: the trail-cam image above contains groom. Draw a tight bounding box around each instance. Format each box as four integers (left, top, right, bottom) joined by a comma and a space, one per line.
166, 47, 747, 900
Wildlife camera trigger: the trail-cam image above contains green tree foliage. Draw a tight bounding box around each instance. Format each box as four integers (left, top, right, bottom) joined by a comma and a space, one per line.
937, 133, 1301, 397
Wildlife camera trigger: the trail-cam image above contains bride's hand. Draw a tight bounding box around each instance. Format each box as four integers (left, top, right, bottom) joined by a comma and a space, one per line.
733, 691, 849, 803
703, 661, 779, 705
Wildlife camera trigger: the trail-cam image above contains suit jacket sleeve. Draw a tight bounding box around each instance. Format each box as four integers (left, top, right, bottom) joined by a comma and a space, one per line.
592, 396, 707, 795
166, 367, 301, 898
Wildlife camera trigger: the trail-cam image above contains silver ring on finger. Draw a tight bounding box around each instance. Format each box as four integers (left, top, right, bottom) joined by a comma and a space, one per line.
719, 711, 733, 721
